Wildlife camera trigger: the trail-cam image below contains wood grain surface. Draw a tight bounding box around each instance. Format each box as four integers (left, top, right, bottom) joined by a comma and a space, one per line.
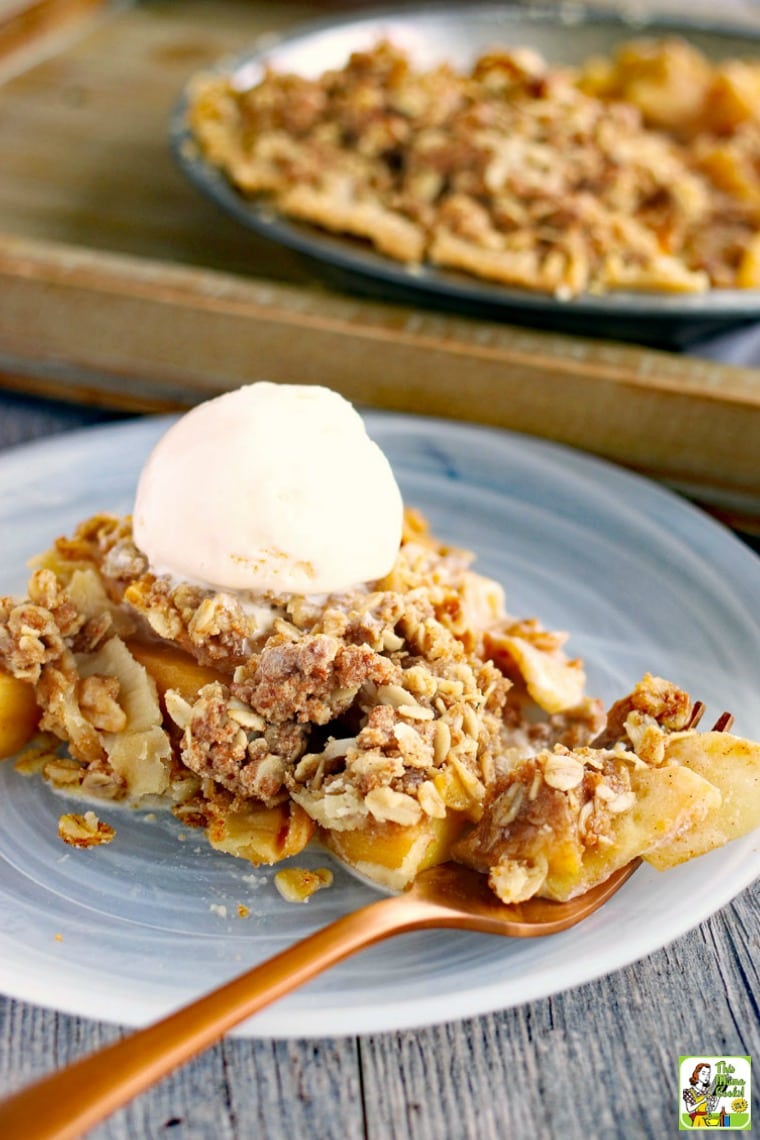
0, 880, 757, 1138
0, 0, 102, 61
1, 233, 759, 526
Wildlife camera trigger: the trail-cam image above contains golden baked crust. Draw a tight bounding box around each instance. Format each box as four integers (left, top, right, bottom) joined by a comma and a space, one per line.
188, 38, 760, 297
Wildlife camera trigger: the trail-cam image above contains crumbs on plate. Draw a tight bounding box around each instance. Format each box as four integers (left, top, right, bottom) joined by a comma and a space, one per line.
274, 867, 334, 903
57, 811, 115, 848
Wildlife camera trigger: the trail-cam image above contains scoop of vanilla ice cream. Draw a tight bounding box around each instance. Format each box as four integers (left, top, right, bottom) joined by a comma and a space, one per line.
133, 382, 404, 595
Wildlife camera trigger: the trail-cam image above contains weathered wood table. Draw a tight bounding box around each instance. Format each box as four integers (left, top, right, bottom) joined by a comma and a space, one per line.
0, 1, 759, 1136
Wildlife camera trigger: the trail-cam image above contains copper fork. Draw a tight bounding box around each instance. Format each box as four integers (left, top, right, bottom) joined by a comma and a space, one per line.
0, 699, 735, 1139
0, 857, 638, 1140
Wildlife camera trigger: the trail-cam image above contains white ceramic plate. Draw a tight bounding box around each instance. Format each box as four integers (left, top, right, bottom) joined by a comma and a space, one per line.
0, 415, 759, 1038
170, 3, 760, 343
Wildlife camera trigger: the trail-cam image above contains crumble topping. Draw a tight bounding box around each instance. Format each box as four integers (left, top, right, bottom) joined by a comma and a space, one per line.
2, 511, 757, 904
453, 675, 716, 902
231, 633, 396, 724
0, 511, 580, 826
188, 38, 760, 297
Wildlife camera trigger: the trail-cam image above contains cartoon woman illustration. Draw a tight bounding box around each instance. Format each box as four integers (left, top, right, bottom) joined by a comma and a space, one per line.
683, 1063, 719, 1127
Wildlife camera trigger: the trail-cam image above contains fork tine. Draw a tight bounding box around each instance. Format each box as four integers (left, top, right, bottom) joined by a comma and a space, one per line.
687, 700, 706, 729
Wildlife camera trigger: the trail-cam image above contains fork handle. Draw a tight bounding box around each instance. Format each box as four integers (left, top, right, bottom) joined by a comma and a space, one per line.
0, 892, 448, 1140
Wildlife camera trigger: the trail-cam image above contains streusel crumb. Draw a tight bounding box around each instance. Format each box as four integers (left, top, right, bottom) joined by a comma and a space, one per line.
58, 811, 116, 848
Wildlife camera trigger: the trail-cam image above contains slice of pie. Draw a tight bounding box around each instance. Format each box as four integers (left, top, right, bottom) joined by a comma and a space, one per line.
2, 507, 758, 902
